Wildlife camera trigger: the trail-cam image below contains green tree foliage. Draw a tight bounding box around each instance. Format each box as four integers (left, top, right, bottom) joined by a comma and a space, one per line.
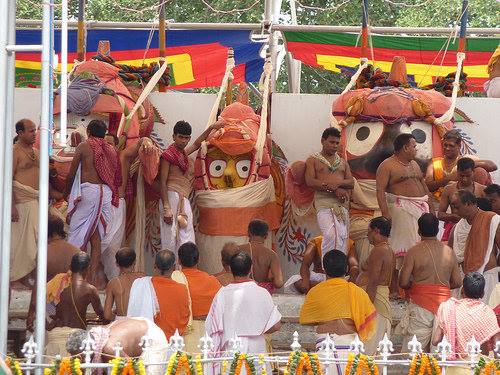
16, 0, 499, 93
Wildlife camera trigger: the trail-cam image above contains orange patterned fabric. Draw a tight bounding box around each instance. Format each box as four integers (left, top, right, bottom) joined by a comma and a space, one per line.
463, 211, 496, 273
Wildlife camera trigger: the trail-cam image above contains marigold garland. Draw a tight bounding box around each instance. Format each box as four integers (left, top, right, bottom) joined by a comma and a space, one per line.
6, 357, 23, 375
165, 352, 196, 375
344, 354, 379, 375
473, 358, 500, 375
195, 354, 203, 375
109, 357, 146, 375
258, 354, 267, 375
228, 353, 256, 375
43, 358, 82, 375
408, 354, 441, 375
286, 351, 323, 375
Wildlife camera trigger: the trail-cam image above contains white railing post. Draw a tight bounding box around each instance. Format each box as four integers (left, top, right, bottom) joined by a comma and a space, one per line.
169, 330, 186, 353
318, 334, 336, 375
113, 341, 123, 358
80, 332, 96, 375
199, 332, 214, 375
495, 340, 500, 358
377, 333, 394, 375
465, 336, 481, 371
349, 335, 365, 355
436, 336, 452, 375
140, 335, 152, 374
229, 334, 243, 355
408, 335, 423, 357
22, 335, 38, 375
290, 331, 301, 352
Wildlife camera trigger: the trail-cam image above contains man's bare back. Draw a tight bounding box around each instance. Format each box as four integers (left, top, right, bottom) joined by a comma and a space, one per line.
104, 272, 144, 319
102, 318, 150, 357
400, 239, 461, 287
238, 242, 283, 288
379, 157, 427, 197
75, 142, 104, 185
51, 276, 104, 329
47, 239, 80, 280
357, 243, 394, 288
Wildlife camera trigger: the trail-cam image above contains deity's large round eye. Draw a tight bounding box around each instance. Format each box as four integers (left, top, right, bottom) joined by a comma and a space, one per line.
209, 160, 226, 177
345, 122, 384, 157
236, 160, 251, 179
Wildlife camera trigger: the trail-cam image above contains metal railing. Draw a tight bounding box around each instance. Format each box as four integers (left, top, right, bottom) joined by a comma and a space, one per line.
6, 330, 500, 375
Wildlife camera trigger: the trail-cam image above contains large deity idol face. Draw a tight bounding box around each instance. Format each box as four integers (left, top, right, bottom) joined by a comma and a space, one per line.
206, 147, 252, 189
53, 112, 108, 147
344, 121, 433, 179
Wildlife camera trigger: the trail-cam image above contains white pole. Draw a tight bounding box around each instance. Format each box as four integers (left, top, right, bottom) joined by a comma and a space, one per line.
286, 0, 301, 93
35, 0, 52, 371
0, 0, 10, 358
60, 0, 68, 146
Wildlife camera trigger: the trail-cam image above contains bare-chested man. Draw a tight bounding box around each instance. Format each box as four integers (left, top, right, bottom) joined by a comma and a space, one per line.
305, 127, 354, 256
485, 184, 500, 215
449, 190, 500, 303
238, 219, 284, 294
10, 119, 40, 286
425, 129, 496, 203
27, 216, 80, 330
159, 120, 223, 256
213, 242, 239, 286
398, 213, 462, 351
45, 252, 105, 357
104, 247, 144, 321
376, 133, 431, 274
66, 318, 168, 375
65, 120, 121, 289
300, 250, 376, 371
438, 157, 486, 241
356, 217, 394, 354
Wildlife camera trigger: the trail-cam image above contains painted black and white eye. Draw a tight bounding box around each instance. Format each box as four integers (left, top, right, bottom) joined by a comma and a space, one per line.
209, 160, 226, 178
236, 160, 251, 179
345, 122, 384, 157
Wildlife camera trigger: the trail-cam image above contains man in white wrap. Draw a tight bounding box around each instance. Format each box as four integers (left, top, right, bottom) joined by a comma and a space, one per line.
65, 120, 121, 289
305, 127, 354, 255
159, 120, 222, 256
206, 252, 281, 374
449, 190, 500, 303
376, 133, 431, 294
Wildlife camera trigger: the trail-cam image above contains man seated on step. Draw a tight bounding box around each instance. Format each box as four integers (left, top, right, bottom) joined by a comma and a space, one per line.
238, 219, 284, 294
45, 252, 105, 357
300, 250, 376, 375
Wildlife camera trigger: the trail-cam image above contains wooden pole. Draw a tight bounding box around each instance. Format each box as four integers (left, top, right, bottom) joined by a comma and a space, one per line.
159, 0, 166, 92
458, 0, 468, 53
77, 0, 85, 61
360, 0, 369, 59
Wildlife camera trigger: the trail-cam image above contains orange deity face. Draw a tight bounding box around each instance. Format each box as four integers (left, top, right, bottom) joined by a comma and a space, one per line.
205, 147, 252, 189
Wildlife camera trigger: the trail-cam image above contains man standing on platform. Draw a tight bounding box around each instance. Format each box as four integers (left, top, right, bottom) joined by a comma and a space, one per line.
398, 213, 462, 352
65, 119, 121, 289
10, 119, 40, 287
376, 133, 431, 290
159, 120, 223, 256
356, 217, 394, 354
305, 127, 353, 255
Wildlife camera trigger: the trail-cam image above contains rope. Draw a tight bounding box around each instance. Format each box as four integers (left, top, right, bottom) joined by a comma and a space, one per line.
254, 59, 272, 167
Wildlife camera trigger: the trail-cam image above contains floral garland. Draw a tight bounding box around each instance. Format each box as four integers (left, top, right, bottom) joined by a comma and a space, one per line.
408, 354, 441, 375
285, 351, 323, 375
165, 352, 196, 375
44, 358, 82, 375
228, 353, 256, 375
258, 355, 267, 375
194, 354, 203, 375
109, 357, 146, 375
5, 357, 23, 375
473, 358, 500, 375
344, 354, 379, 375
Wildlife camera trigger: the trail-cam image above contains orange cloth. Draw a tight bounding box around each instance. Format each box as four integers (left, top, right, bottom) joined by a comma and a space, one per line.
46, 271, 72, 306
299, 278, 377, 341
182, 268, 221, 319
151, 276, 191, 338
432, 157, 445, 200
409, 284, 451, 315
463, 211, 496, 274
311, 236, 323, 259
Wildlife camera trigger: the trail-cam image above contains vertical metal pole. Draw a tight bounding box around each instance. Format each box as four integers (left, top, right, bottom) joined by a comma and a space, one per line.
60, 0, 69, 146
158, 0, 167, 92
77, 0, 85, 61
35, 0, 53, 370
360, 0, 369, 59
286, 0, 301, 93
0, 0, 12, 357
49, 5, 54, 156
458, 0, 468, 52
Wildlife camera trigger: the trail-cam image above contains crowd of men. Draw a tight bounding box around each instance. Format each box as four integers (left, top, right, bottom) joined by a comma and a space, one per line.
8, 116, 500, 374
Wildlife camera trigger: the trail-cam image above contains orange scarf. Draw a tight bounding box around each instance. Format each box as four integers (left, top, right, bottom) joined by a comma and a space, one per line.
299, 278, 376, 341
182, 268, 221, 318
463, 210, 496, 274
409, 284, 451, 314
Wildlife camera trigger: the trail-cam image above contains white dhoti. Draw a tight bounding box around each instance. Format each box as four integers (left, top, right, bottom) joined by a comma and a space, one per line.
316, 207, 349, 255
397, 303, 435, 350
283, 271, 326, 295
139, 318, 169, 375
45, 327, 81, 357
386, 193, 429, 268
10, 181, 39, 281
67, 179, 112, 251
364, 286, 392, 355
101, 198, 126, 279
485, 77, 500, 98
483, 267, 499, 304
316, 333, 356, 375
159, 191, 195, 256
